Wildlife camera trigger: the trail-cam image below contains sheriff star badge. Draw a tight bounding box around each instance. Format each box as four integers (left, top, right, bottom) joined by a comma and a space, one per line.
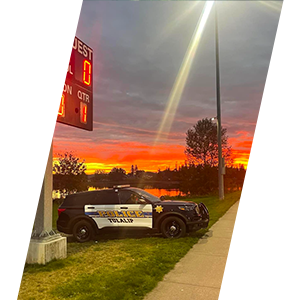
154, 205, 163, 213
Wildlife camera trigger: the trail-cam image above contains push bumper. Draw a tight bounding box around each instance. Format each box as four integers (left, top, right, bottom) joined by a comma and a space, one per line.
187, 202, 209, 231
187, 218, 209, 232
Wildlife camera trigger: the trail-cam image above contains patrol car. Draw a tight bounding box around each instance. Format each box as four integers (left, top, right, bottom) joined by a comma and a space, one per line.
57, 186, 209, 242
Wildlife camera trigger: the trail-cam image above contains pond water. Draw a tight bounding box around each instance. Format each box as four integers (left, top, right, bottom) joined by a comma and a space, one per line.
53, 187, 186, 199
88, 187, 186, 198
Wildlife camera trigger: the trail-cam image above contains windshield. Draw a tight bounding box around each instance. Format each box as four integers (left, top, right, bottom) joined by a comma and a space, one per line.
129, 188, 161, 203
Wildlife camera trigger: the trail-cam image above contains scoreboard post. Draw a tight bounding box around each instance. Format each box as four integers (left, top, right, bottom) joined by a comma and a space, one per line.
27, 37, 93, 265
57, 36, 93, 131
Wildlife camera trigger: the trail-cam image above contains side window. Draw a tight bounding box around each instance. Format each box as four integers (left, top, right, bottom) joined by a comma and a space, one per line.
83, 193, 98, 205
101, 191, 120, 205
90, 191, 120, 205
119, 190, 139, 204
69, 194, 97, 206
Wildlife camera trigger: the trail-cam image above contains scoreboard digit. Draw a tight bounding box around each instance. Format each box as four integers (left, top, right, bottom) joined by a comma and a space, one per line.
57, 37, 93, 131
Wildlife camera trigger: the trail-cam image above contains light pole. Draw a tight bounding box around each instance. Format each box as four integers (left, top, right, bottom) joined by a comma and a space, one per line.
215, 2, 224, 200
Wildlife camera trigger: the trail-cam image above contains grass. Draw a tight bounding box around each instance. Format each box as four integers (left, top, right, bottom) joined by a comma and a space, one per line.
18, 191, 240, 300
53, 201, 59, 229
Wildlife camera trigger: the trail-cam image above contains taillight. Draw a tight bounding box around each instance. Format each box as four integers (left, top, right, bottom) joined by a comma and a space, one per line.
58, 208, 66, 216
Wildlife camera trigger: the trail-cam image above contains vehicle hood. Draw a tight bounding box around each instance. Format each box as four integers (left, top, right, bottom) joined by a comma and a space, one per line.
158, 200, 196, 206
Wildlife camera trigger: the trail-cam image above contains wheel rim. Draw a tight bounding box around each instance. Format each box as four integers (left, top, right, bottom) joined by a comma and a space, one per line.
165, 220, 181, 238
76, 225, 90, 241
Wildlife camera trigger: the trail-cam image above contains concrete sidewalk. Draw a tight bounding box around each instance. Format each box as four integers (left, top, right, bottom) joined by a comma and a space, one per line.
144, 201, 239, 300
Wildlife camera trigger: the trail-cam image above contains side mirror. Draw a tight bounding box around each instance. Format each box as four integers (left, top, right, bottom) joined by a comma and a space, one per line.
160, 196, 166, 201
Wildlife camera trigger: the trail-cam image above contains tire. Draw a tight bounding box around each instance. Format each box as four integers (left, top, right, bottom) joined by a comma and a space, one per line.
72, 220, 94, 243
161, 216, 186, 238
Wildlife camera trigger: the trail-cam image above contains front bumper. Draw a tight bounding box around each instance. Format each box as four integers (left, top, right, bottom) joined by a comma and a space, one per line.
186, 218, 209, 232
187, 202, 209, 232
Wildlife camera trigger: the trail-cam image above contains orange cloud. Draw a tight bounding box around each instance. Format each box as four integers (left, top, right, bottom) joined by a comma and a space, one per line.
53, 129, 253, 174
53, 141, 186, 174
231, 149, 250, 168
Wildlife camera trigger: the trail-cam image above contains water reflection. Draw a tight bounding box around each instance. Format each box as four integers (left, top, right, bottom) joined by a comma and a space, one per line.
53, 187, 186, 199
88, 187, 185, 198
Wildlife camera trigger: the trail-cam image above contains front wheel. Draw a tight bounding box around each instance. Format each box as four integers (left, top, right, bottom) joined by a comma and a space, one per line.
72, 220, 94, 243
161, 216, 186, 238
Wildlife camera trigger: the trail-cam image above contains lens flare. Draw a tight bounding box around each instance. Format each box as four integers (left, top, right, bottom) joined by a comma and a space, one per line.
154, 1, 215, 146
257, 1, 282, 13
152, 2, 200, 49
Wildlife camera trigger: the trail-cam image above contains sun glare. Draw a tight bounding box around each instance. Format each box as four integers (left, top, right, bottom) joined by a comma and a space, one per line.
154, 1, 215, 146
257, 1, 282, 13
155, 2, 200, 45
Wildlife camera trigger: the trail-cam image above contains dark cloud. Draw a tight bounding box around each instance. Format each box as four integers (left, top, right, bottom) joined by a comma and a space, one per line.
54, 1, 282, 158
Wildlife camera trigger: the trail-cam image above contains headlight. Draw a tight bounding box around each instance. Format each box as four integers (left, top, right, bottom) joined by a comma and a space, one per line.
179, 205, 194, 211
195, 205, 200, 215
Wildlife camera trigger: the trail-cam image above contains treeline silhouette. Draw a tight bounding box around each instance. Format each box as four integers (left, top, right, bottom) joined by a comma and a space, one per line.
53, 163, 246, 197
89, 164, 246, 195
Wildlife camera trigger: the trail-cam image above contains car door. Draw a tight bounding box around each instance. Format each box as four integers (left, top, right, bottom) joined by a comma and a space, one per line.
117, 190, 153, 229
84, 190, 121, 229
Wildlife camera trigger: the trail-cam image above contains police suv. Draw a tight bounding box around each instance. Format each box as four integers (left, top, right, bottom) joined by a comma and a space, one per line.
57, 186, 209, 242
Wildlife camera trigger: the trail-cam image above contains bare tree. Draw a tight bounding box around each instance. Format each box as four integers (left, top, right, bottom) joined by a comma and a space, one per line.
185, 118, 233, 167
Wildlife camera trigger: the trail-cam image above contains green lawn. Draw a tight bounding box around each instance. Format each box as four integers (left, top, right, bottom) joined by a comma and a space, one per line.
19, 191, 240, 300
53, 201, 59, 229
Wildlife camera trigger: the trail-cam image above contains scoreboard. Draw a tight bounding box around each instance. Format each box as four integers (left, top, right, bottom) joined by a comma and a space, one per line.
57, 37, 93, 131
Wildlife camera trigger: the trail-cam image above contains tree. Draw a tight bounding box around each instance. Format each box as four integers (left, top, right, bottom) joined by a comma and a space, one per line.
177, 163, 218, 195
130, 165, 135, 177
53, 152, 88, 197
185, 118, 232, 167
93, 169, 107, 182
108, 167, 126, 182
53, 152, 87, 175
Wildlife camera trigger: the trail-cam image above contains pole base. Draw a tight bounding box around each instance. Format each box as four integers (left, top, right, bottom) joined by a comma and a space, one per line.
26, 234, 67, 265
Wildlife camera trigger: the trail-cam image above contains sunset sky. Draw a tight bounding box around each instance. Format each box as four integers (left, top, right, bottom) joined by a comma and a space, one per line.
53, 1, 282, 175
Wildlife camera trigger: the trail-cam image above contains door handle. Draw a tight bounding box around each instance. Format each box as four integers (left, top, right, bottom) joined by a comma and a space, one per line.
87, 207, 95, 209
120, 207, 128, 209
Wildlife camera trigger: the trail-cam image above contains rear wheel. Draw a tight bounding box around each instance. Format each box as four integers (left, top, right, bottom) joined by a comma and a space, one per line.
72, 220, 94, 243
161, 216, 186, 238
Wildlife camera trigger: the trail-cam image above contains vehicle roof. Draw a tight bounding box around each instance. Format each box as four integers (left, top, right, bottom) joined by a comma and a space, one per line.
65, 187, 139, 198
64, 186, 148, 201
66, 189, 114, 196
